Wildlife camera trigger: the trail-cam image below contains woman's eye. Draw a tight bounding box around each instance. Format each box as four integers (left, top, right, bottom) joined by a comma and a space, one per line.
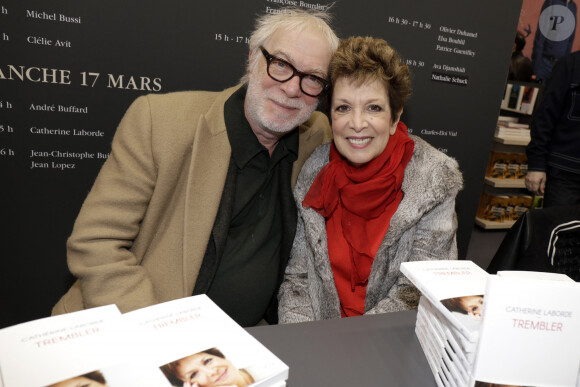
190, 371, 198, 381
204, 358, 212, 365
335, 105, 349, 113
368, 104, 382, 112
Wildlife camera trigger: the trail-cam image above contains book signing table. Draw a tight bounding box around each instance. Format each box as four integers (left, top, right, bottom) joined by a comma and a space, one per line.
247, 310, 436, 386
2, 261, 578, 386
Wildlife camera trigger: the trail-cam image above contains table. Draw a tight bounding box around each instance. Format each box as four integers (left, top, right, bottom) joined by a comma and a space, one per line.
247, 310, 436, 386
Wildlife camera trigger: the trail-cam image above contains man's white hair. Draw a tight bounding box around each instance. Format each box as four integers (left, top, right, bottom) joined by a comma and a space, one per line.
240, 6, 339, 84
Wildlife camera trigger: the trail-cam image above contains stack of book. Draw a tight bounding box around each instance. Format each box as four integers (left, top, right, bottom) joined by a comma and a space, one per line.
494, 120, 530, 142
0, 295, 288, 387
476, 192, 532, 224
401, 260, 580, 387
485, 151, 527, 180
401, 260, 488, 387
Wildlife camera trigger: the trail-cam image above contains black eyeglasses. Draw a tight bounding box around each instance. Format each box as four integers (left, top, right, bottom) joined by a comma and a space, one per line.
260, 46, 329, 97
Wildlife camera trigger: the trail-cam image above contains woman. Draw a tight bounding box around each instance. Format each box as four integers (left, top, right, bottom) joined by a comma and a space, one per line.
278, 36, 463, 322
160, 348, 254, 387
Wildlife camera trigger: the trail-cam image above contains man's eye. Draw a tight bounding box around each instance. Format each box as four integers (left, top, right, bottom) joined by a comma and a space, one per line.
273, 59, 288, 69
304, 74, 322, 85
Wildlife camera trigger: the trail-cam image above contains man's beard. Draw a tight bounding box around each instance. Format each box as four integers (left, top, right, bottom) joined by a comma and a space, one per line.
245, 76, 318, 134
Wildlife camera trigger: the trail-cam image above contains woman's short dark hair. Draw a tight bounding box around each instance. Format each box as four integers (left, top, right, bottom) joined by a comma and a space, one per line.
160, 347, 226, 386
328, 36, 412, 122
441, 297, 468, 314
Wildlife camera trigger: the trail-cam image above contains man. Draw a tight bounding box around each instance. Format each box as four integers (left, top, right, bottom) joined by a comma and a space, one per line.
531, 0, 577, 82
526, 51, 580, 207
52, 8, 339, 327
508, 31, 533, 82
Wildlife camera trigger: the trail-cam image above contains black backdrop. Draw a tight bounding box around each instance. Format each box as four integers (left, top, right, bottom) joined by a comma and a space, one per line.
0, 0, 522, 328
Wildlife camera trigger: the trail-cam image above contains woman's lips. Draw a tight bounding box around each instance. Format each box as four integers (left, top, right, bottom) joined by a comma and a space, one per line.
347, 137, 372, 147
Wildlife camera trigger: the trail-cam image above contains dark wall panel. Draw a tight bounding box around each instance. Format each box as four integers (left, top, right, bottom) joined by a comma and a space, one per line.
0, 0, 522, 327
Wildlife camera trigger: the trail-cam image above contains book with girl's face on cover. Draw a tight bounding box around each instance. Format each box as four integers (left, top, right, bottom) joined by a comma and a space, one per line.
400, 260, 489, 344
0, 296, 288, 387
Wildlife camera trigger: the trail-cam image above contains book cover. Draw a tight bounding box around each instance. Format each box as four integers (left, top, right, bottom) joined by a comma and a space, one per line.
415, 316, 447, 387
497, 120, 529, 129
0, 296, 288, 387
507, 84, 522, 110
418, 303, 466, 387
470, 276, 580, 387
497, 270, 574, 282
500, 84, 512, 110
417, 310, 454, 387
113, 295, 288, 387
0, 305, 121, 387
400, 260, 489, 343
419, 297, 470, 382
519, 86, 539, 115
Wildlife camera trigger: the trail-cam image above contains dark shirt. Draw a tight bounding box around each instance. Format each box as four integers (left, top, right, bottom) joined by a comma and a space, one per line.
206, 86, 298, 327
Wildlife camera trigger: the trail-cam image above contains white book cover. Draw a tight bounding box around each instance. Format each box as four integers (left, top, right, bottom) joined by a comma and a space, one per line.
415, 318, 447, 387
471, 276, 580, 387
421, 294, 478, 365
500, 83, 512, 110
497, 120, 529, 129
419, 297, 470, 384
417, 310, 454, 387
494, 127, 529, 136
0, 305, 121, 387
418, 306, 462, 387
112, 295, 288, 387
497, 115, 519, 123
497, 270, 574, 282
400, 260, 489, 343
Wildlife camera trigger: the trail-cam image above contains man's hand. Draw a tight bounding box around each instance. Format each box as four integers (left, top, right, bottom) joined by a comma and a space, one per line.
525, 171, 547, 195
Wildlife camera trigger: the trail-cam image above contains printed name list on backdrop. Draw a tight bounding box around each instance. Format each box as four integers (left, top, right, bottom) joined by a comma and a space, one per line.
0, 0, 522, 328
1, 8, 164, 173
384, 15, 480, 142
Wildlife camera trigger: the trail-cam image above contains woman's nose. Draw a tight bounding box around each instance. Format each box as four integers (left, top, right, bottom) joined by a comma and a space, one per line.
351, 110, 367, 132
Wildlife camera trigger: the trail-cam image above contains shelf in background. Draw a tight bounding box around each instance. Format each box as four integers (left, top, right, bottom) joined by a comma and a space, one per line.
484, 177, 526, 188
500, 106, 533, 116
493, 135, 530, 146
475, 217, 516, 230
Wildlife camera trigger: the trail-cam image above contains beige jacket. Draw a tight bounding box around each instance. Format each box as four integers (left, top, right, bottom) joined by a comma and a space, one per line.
53, 84, 331, 315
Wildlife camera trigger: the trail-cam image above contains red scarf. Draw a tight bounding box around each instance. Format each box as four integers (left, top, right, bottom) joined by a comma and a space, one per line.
302, 121, 414, 316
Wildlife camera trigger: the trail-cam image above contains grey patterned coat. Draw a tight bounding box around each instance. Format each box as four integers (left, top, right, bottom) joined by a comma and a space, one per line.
278, 135, 463, 323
